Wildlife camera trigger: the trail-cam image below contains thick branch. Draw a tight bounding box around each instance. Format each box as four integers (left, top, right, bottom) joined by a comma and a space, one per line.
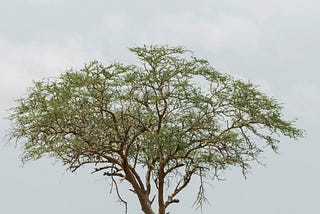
122, 159, 155, 214
146, 164, 153, 196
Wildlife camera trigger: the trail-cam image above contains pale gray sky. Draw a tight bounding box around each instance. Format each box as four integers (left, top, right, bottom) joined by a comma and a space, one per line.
0, 0, 319, 213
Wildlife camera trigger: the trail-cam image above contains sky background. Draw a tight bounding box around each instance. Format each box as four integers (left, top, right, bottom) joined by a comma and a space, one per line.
0, 0, 319, 213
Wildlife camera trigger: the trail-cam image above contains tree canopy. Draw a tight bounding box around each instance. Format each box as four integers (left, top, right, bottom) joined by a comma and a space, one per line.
9, 45, 303, 214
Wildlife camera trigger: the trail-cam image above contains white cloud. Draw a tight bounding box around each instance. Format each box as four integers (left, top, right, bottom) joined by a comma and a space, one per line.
138, 13, 260, 51
285, 82, 320, 120
233, 0, 320, 21
102, 13, 128, 33
25, 0, 78, 4
0, 36, 101, 111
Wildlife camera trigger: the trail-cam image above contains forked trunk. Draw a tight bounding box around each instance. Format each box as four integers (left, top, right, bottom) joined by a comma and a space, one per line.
122, 161, 156, 214
138, 194, 155, 214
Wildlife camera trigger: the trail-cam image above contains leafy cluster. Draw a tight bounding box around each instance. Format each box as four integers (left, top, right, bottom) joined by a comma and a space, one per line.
9, 45, 303, 214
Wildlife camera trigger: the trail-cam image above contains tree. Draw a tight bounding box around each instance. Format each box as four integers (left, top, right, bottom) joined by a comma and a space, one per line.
9, 45, 303, 214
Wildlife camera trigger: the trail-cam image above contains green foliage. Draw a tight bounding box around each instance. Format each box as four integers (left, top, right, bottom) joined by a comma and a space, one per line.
8, 45, 304, 213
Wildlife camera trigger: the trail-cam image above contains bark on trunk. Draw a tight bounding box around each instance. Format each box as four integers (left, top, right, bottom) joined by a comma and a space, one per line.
139, 194, 155, 214
158, 166, 165, 214
123, 161, 155, 214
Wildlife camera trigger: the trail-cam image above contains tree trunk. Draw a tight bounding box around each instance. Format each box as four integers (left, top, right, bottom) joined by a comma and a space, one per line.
122, 161, 155, 214
139, 195, 155, 214
158, 165, 165, 214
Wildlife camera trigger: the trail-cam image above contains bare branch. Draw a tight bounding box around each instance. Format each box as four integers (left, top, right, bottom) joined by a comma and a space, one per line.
111, 176, 128, 214
193, 168, 211, 212
164, 168, 196, 208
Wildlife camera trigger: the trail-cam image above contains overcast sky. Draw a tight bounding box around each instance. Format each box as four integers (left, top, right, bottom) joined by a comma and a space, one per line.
0, 0, 319, 213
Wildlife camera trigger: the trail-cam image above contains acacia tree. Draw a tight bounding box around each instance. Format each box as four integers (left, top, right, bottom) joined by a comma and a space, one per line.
9, 45, 303, 214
